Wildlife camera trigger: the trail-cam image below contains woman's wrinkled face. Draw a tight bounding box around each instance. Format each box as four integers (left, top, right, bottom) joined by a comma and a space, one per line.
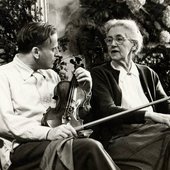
105, 25, 134, 64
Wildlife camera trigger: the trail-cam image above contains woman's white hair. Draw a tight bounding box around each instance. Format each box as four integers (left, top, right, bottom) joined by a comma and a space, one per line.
104, 19, 143, 54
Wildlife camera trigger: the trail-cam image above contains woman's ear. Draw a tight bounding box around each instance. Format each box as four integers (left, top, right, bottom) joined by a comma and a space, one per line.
131, 40, 138, 52
32, 47, 40, 60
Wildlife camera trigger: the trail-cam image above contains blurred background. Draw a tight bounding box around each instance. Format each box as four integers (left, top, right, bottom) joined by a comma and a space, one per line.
1, 0, 170, 94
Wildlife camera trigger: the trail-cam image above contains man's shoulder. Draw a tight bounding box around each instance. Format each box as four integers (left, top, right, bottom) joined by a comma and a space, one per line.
0, 62, 14, 73
0, 61, 13, 68
40, 69, 60, 81
40, 69, 56, 75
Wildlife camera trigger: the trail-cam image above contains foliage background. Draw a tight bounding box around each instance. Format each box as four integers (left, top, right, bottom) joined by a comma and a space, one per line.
1, 0, 170, 94
0, 0, 42, 64
65, 0, 170, 94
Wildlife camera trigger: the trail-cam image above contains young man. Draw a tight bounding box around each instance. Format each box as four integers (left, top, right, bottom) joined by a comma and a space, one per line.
0, 22, 119, 170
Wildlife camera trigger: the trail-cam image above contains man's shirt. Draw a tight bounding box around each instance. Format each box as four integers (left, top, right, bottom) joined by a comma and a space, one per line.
0, 55, 60, 169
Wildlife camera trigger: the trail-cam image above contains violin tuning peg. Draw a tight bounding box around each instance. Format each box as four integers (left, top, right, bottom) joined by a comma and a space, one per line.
70, 59, 75, 64
81, 64, 84, 68
75, 56, 82, 63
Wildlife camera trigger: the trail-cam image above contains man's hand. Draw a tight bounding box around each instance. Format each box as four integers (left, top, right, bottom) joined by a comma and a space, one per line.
74, 67, 92, 94
46, 124, 77, 140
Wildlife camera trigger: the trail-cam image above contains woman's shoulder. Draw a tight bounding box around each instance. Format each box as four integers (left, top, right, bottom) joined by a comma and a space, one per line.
91, 62, 111, 72
136, 63, 154, 71
136, 63, 158, 77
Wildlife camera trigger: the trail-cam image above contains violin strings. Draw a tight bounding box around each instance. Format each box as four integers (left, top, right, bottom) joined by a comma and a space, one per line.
63, 75, 77, 122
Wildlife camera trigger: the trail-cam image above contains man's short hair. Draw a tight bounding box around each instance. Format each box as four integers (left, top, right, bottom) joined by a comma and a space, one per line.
17, 22, 57, 53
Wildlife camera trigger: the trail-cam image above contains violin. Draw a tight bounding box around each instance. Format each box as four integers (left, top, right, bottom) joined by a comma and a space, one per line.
42, 57, 93, 137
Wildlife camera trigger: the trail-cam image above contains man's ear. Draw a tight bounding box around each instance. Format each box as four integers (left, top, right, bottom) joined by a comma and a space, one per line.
32, 47, 40, 60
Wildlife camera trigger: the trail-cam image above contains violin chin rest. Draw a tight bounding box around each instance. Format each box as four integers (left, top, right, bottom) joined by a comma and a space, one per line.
77, 129, 93, 138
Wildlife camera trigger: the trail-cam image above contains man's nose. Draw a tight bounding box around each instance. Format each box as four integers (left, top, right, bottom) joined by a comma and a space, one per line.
54, 48, 60, 57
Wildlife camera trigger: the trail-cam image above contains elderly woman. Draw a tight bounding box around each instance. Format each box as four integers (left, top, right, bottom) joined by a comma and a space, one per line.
90, 19, 170, 170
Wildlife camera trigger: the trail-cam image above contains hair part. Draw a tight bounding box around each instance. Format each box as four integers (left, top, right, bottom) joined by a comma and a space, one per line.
104, 19, 143, 54
17, 22, 57, 53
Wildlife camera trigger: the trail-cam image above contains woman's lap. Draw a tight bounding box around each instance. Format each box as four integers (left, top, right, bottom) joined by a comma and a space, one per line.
107, 123, 170, 170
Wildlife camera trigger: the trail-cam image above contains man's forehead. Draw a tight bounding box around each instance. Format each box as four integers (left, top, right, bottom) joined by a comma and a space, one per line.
43, 33, 58, 47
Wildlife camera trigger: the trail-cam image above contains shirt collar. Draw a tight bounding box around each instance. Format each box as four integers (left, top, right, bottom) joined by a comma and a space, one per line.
13, 55, 45, 81
130, 62, 139, 77
111, 61, 139, 77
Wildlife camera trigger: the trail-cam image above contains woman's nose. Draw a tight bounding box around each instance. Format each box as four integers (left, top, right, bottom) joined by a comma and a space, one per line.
111, 39, 117, 46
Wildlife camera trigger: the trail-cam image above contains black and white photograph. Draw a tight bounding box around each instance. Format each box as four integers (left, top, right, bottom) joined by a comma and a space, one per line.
1, 0, 170, 170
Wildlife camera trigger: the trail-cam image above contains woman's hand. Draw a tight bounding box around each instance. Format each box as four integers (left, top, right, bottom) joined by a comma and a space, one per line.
46, 124, 77, 140
145, 111, 170, 127
74, 67, 92, 94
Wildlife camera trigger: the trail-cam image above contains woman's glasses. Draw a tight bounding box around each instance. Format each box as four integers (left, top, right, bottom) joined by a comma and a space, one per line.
105, 35, 131, 45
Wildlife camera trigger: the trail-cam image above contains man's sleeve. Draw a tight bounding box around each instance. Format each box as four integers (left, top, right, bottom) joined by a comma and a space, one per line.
0, 71, 51, 141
